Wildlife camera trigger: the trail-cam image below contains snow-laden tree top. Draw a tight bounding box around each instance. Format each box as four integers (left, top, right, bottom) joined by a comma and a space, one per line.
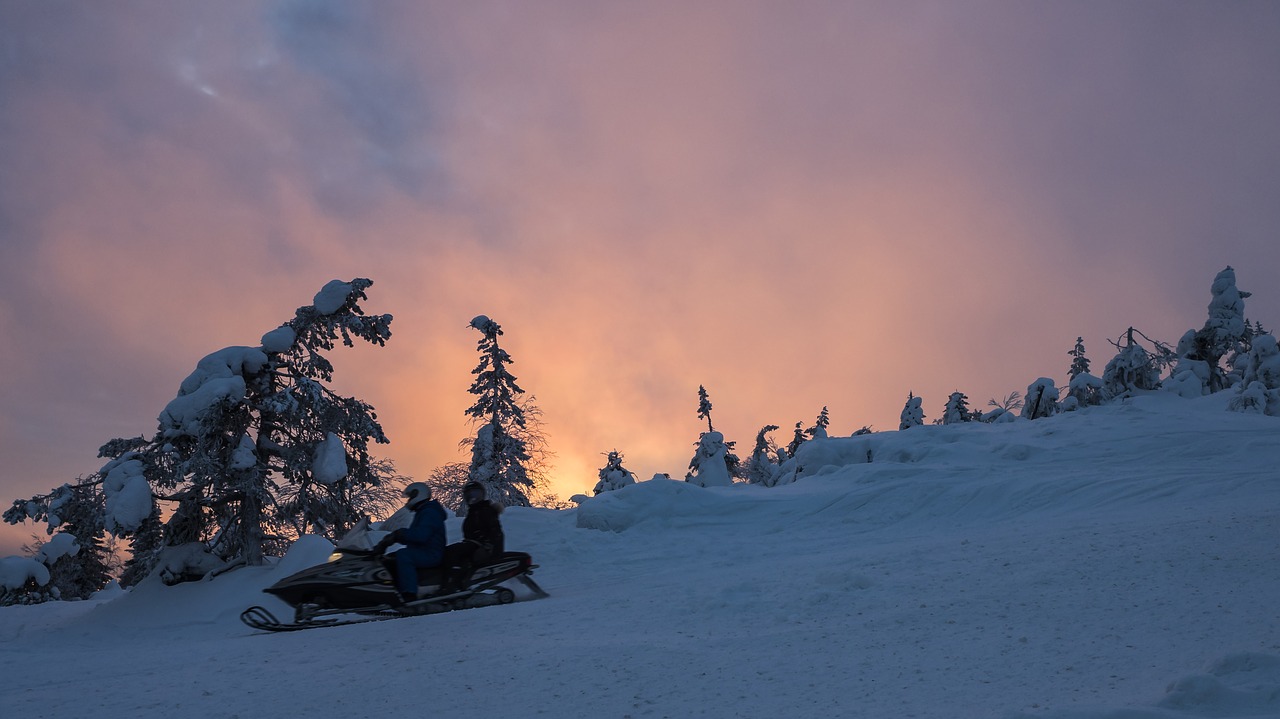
314, 280, 356, 315
470, 314, 501, 336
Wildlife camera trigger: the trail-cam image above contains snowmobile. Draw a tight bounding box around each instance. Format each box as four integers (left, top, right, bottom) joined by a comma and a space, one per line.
240, 546, 548, 632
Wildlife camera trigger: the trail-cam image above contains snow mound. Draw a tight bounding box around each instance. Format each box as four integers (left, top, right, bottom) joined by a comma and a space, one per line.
575, 478, 738, 531
0, 556, 48, 591
38, 536, 336, 636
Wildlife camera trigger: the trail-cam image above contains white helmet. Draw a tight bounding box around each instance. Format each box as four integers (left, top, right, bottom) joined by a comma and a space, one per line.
403, 482, 432, 509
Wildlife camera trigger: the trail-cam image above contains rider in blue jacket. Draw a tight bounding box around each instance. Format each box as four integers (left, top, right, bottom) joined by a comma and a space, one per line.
376, 482, 447, 605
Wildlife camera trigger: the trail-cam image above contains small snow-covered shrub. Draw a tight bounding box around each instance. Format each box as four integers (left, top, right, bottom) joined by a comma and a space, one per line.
1022, 378, 1060, 420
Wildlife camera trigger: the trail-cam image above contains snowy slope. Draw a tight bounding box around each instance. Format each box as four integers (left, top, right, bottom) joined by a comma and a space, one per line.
2, 393, 1278, 719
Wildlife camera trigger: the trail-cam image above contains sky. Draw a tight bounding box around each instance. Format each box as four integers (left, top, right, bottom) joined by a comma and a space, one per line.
3, 392, 1279, 718
2, 1, 1280, 555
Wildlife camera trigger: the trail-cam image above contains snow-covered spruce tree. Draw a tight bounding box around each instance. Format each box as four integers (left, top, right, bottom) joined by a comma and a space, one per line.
1170, 267, 1251, 396
899, 392, 924, 430
686, 431, 733, 487
1021, 378, 1060, 420
942, 392, 973, 424
593, 450, 638, 495
1065, 373, 1104, 411
1101, 328, 1168, 398
684, 385, 741, 485
1228, 319, 1273, 385
1229, 333, 1280, 416
1067, 337, 1091, 380
785, 421, 807, 458
452, 393, 558, 510
807, 406, 831, 440
464, 315, 534, 508
1063, 337, 1103, 410
697, 385, 714, 432
745, 425, 781, 486
6, 279, 396, 582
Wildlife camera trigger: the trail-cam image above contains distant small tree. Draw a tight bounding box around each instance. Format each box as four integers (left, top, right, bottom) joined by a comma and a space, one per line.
1177, 266, 1251, 394
899, 392, 924, 430
697, 385, 714, 432
1102, 327, 1170, 397
746, 425, 781, 486
1022, 378, 1060, 420
1065, 373, 1104, 410
1068, 337, 1091, 380
1227, 320, 1271, 386
422, 462, 469, 513
785, 421, 807, 457
593, 450, 638, 495
942, 392, 973, 424
1064, 338, 1103, 409
807, 407, 831, 440
988, 391, 1024, 413
686, 431, 733, 487
353, 458, 412, 519
1229, 333, 1280, 416
685, 386, 740, 484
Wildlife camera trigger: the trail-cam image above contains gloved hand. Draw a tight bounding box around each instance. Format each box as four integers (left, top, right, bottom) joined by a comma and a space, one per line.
373, 534, 396, 554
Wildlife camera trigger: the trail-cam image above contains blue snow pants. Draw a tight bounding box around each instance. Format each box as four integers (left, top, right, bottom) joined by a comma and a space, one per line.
393, 547, 439, 596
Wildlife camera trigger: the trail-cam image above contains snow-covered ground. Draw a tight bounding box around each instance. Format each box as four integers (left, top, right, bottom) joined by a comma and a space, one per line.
2, 392, 1278, 719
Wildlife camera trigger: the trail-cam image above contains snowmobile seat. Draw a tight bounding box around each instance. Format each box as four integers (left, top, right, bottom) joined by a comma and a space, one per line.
381, 557, 446, 590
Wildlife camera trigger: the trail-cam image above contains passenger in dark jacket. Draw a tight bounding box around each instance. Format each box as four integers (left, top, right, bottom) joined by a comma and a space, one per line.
376, 482, 447, 603
441, 482, 505, 592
